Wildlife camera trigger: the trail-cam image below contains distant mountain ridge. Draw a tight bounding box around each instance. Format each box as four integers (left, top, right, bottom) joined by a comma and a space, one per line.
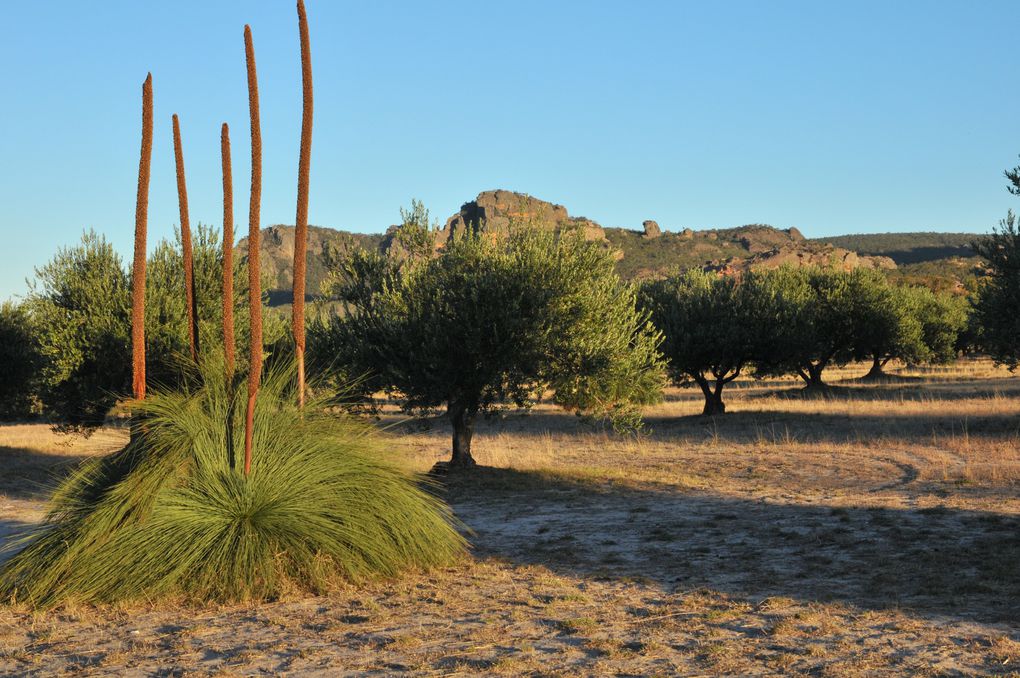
240, 191, 984, 306
817, 232, 981, 265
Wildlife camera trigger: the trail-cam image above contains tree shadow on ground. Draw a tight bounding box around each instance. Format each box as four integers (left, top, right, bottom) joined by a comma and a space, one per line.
0, 519, 36, 565
0, 446, 89, 501
732, 377, 1020, 404
639, 409, 1020, 446
652, 374, 1020, 403
417, 406, 1020, 448
441, 467, 1020, 626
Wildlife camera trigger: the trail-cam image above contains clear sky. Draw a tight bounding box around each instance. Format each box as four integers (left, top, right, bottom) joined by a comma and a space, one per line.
2, 0, 1019, 301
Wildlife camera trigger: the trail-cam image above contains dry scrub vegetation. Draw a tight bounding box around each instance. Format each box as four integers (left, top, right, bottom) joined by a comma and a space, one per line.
2, 357, 1019, 676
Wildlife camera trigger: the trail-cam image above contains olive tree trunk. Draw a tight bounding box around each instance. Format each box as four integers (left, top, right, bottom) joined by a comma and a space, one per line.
797, 358, 829, 389
694, 367, 740, 416
447, 400, 478, 468
864, 354, 890, 380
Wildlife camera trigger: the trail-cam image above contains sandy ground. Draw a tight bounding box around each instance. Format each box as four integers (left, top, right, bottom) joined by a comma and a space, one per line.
1, 360, 1019, 676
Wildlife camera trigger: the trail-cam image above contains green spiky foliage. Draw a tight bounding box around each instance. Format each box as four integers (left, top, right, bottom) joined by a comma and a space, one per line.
0, 360, 466, 607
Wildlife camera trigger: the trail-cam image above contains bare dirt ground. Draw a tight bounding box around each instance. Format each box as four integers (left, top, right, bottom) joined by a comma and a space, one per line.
2, 358, 1019, 676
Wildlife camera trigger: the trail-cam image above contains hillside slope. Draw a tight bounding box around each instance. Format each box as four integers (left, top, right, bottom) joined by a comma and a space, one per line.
239, 192, 992, 306
237, 224, 384, 306
815, 232, 980, 265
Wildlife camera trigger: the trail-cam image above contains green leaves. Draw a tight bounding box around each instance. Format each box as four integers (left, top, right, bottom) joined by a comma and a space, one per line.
0, 359, 466, 606
21, 227, 285, 429
0, 301, 42, 418
316, 214, 665, 456
972, 211, 1020, 370
25, 230, 131, 429
639, 269, 754, 414
641, 269, 748, 385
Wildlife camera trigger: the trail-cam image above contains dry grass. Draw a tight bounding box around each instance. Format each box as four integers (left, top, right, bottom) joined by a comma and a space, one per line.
1, 357, 1019, 676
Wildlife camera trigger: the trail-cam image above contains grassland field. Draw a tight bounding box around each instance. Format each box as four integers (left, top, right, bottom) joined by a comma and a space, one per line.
1, 357, 1019, 676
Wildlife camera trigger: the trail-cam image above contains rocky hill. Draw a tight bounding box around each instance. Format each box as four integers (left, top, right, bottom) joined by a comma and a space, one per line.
604, 223, 895, 280
240, 190, 996, 306
816, 232, 980, 265
816, 232, 986, 294
236, 224, 383, 306
437, 190, 607, 245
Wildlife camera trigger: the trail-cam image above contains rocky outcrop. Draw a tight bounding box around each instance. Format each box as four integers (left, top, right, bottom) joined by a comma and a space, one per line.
705, 242, 896, 276
237, 225, 383, 301
238, 191, 904, 307
745, 244, 895, 272
436, 190, 607, 245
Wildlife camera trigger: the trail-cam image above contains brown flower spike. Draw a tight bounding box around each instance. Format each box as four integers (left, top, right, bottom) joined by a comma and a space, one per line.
221, 123, 235, 378
131, 74, 153, 401
172, 114, 200, 362
293, 0, 314, 408
244, 24, 262, 476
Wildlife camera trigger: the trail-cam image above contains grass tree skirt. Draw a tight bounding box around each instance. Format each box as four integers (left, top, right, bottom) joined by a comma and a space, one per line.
0, 363, 466, 607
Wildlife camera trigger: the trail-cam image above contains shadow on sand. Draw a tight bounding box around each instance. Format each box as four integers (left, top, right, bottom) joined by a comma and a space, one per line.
0, 519, 37, 565
0, 446, 90, 501
396, 406, 1020, 448
441, 467, 1020, 626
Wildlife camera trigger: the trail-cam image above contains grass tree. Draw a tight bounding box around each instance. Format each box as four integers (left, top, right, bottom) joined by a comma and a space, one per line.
317, 216, 665, 469
172, 114, 200, 362
292, 0, 313, 408
0, 363, 465, 606
132, 74, 153, 401
1, 6, 466, 608
243, 23, 262, 476
639, 268, 753, 415
221, 123, 235, 376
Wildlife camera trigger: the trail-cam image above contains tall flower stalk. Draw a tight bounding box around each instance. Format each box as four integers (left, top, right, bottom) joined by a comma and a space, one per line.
221, 123, 235, 378
244, 24, 262, 476
292, 0, 314, 408
131, 74, 153, 402
172, 114, 200, 362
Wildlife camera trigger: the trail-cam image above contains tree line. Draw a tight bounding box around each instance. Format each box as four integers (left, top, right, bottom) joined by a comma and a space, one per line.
1, 202, 1018, 467
0, 226, 286, 428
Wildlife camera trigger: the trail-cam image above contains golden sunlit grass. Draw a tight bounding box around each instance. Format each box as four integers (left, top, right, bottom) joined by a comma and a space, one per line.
1, 357, 1018, 675
390, 358, 1020, 503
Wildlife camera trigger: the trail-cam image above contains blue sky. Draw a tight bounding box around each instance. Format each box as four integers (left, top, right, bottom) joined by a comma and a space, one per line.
2, 0, 1019, 301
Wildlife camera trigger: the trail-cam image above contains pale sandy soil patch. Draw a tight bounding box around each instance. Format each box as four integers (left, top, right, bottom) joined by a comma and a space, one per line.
1, 361, 1019, 676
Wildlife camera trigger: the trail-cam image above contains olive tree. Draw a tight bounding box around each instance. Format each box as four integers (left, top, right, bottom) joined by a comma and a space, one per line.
639, 268, 753, 415
744, 266, 859, 388
26, 231, 132, 429
972, 211, 1020, 369
25, 228, 281, 430
908, 285, 968, 365
0, 301, 42, 419
316, 219, 664, 469
846, 270, 925, 379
